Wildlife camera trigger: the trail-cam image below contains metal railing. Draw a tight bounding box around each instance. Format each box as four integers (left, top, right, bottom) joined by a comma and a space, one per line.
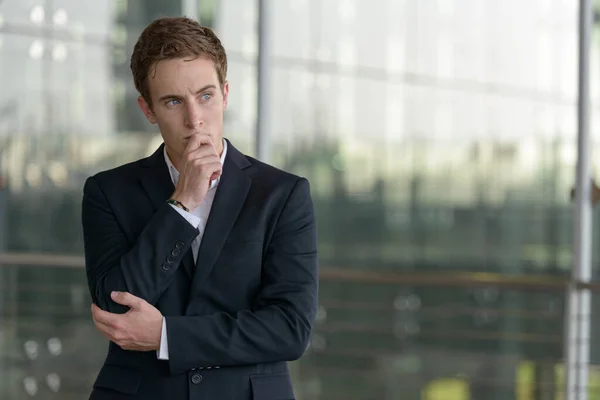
0, 252, 598, 399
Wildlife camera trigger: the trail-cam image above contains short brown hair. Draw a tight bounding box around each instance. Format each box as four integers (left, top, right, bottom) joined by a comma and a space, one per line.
130, 17, 228, 106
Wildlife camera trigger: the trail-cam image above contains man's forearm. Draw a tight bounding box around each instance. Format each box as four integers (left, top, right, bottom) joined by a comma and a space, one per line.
83, 177, 199, 313
157, 177, 317, 371
88, 204, 198, 313
165, 300, 316, 374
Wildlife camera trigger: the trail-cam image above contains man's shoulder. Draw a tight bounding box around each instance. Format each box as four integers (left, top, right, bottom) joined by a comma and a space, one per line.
86, 157, 147, 188
244, 155, 305, 188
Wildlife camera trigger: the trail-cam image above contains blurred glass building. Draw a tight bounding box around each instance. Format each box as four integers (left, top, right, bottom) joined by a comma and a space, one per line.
1, 0, 599, 399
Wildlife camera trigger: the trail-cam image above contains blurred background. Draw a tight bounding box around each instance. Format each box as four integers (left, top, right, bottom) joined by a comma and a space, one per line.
1, 0, 600, 399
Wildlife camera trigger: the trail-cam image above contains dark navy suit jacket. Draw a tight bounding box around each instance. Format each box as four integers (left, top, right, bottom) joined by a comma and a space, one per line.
81, 139, 318, 399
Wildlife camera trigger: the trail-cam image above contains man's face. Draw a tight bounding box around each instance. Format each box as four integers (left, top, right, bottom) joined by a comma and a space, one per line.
138, 57, 229, 159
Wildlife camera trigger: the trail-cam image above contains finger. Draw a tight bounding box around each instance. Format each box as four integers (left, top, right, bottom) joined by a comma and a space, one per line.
196, 132, 214, 147
188, 153, 221, 169
91, 304, 100, 322
210, 171, 221, 181
111, 291, 143, 309
91, 303, 110, 323
91, 304, 120, 327
206, 163, 223, 183
92, 314, 130, 345
93, 317, 117, 342
184, 133, 213, 154
183, 135, 200, 154
210, 164, 223, 180
93, 317, 114, 336
184, 146, 219, 166
190, 160, 222, 178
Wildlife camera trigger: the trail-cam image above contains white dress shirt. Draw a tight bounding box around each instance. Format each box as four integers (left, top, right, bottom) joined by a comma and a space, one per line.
157, 139, 228, 360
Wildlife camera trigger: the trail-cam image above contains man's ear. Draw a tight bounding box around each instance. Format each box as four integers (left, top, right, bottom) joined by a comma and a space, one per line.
137, 96, 157, 124
222, 81, 229, 111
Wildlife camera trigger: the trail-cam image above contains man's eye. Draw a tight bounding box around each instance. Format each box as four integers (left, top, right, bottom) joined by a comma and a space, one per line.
166, 99, 181, 106
201, 93, 212, 101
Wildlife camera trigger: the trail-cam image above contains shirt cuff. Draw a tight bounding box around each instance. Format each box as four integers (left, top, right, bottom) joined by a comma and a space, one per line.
157, 317, 169, 360
169, 204, 201, 228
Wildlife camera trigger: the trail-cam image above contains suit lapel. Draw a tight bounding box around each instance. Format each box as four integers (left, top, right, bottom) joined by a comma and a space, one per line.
190, 140, 251, 297
140, 144, 194, 279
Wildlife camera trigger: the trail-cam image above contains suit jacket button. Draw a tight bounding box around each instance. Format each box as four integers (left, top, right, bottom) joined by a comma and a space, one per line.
161, 263, 170, 271
166, 255, 176, 263
171, 248, 181, 257
175, 241, 185, 249
191, 373, 203, 384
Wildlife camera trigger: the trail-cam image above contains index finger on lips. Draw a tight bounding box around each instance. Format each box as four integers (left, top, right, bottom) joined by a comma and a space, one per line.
185, 133, 213, 151
184, 134, 202, 154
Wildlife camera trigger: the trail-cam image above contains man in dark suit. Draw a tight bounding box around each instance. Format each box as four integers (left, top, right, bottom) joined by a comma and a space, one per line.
81, 17, 318, 399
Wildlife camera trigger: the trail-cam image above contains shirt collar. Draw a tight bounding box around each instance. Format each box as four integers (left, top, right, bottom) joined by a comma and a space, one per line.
163, 138, 228, 191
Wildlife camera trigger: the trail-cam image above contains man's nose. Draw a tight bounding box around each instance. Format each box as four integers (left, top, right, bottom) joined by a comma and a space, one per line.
184, 104, 203, 129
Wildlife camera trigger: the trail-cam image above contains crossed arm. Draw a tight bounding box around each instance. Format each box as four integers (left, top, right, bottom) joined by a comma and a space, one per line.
82, 176, 318, 374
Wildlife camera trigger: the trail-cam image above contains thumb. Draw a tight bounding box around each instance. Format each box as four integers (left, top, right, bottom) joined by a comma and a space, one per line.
111, 291, 142, 308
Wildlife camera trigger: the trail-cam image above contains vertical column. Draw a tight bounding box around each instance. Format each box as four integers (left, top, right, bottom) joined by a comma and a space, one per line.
0, 182, 5, 400
566, 1, 593, 399
182, 0, 199, 20
255, 0, 271, 162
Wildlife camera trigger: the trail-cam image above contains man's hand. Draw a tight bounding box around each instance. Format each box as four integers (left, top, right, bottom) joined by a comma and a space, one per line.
91, 292, 163, 352
171, 133, 222, 210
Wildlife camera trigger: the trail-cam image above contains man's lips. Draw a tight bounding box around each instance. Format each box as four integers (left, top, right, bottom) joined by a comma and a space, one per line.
184, 133, 210, 140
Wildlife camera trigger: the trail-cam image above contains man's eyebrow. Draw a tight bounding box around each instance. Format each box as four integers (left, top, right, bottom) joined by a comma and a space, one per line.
157, 85, 217, 102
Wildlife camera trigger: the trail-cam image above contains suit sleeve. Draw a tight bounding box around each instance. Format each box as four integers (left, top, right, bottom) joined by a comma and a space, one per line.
81, 175, 199, 313
165, 177, 318, 374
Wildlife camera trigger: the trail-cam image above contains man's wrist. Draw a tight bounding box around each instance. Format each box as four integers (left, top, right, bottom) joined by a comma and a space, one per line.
167, 198, 189, 212
170, 192, 193, 211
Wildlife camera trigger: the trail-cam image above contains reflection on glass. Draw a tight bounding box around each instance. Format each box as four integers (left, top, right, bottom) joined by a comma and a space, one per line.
23, 377, 37, 396
47, 337, 62, 356
24, 340, 39, 360
29, 6, 44, 25
46, 373, 60, 393
51, 43, 68, 63
52, 9, 68, 26
28, 40, 44, 60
